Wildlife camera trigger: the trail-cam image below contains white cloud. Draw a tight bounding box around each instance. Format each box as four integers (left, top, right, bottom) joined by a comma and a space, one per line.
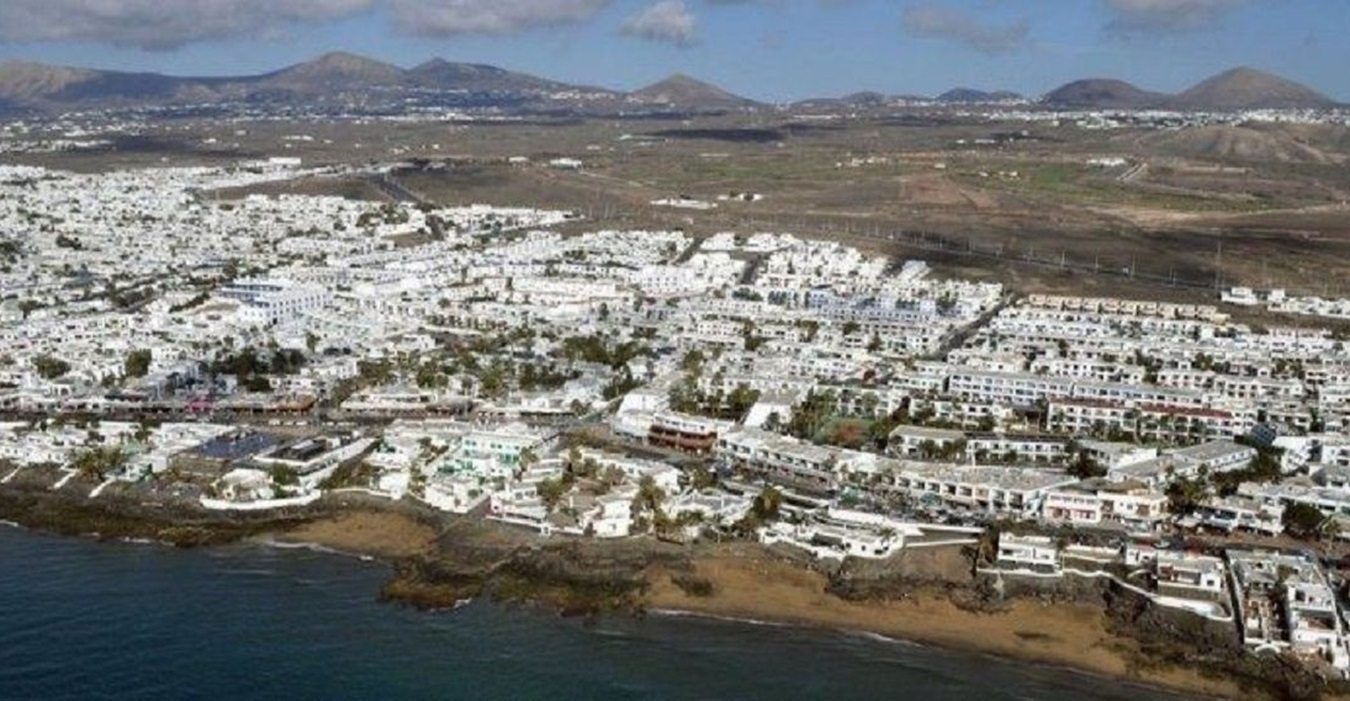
0, 0, 374, 50
388, 0, 613, 37
1105, 0, 1252, 33
902, 3, 1029, 55
621, 0, 698, 46
0, 0, 617, 49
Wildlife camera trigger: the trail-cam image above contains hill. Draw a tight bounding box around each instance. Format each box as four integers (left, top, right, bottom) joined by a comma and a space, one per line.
630, 74, 755, 110
1167, 67, 1337, 111
408, 59, 591, 94
1041, 79, 1166, 109
937, 88, 1023, 104
0, 53, 621, 114
0, 61, 100, 102
0, 56, 1338, 116
261, 52, 407, 92
1131, 123, 1346, 165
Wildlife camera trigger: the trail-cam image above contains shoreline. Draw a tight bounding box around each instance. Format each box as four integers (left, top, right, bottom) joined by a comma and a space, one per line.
275, 507, 1256, 700
0, 488, 1324, 700
644, 607, 1229, 700
639, 556, 1251, 700
250, 535, 381, 563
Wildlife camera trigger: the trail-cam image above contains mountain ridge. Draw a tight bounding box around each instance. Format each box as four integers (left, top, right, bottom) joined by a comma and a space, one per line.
0, 55, 1339, 115
1040, 67, 1337, 111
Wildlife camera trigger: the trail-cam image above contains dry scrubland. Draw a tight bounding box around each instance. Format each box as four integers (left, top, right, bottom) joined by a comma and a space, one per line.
17, 112, 1350, 300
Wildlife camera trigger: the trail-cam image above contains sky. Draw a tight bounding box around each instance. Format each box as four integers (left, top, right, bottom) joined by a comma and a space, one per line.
0, 0, 1345, 102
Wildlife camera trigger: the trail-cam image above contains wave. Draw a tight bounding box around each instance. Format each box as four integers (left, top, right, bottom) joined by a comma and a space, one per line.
118, 537, 165, 546
646, 608, 790, 629
255, 538, 378, 563
219, 568, 281, 577
650, 609, 924, 650
846, 630, 924, 649
0, 520, 22, 530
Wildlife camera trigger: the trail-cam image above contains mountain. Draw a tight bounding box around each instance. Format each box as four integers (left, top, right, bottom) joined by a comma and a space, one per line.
0, 61, 99, 102
0, 55, 1337, 116
630, 74, 754, 110
408, 58, 587, 94
789, 91, 895, 111
0, 53, 623, 114
937, 88, 1023, 104
838, 91, 889, 107
1041, 68, 1338, 112
1041, 79, 1166, 109
261, 52, 407, 92
1167, 67, 1336, 111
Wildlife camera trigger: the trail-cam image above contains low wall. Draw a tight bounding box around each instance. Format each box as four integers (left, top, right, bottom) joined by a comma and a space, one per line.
200, 493, 322, 511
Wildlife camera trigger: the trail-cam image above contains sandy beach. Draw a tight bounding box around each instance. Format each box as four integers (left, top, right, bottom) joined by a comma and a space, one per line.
274, 511, 439, 560
644, 555, 1251, 700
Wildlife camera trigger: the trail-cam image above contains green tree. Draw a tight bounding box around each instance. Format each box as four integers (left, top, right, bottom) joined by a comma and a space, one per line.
680, 349, 706, 376
1283, 503, 1328, 540
631, 475, 668, 533
1067, 452, 1106, 480
18, 299, 40, 320
688, 466, 718, 491
725, 383, 762, 420
537, 477, 568, 510
32, 354, 71, 380
1165, 476, 1208, 517
269, 465, 299, 486
124, 349, 153, 378
751, 486, 783, 521
71, 445, 128, 482
788, 390, 837, 440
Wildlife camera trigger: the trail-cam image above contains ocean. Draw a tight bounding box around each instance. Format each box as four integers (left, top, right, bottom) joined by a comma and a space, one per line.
0, 525, 1195, 700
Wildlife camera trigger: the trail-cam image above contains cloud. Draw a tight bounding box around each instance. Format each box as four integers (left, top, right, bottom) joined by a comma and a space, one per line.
704, 0, 857, 5
0, 0, 374, 51
1104, 0, 1251, 34
622, 0, 698, 46
901, 3, 1029, 55
0, 0, 617, 49
388, 0, 614, 37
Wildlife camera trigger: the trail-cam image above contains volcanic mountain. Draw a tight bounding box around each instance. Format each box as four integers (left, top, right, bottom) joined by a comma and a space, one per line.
629, 74, 756, 110
1040, 79, 1167, 109
1166, 67, 1336, 111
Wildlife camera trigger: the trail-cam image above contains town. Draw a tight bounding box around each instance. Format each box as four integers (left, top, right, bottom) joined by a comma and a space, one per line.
6, 156, 1350, 680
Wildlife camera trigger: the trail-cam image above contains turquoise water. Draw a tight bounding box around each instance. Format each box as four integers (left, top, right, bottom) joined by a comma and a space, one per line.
0, 525, 1194, 700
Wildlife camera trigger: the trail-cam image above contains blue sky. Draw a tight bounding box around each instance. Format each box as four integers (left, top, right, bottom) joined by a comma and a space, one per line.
0, 1, 1345, 102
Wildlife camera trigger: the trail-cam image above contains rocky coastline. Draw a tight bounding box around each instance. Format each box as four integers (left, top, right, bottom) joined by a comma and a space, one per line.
3, 481, 1347, 701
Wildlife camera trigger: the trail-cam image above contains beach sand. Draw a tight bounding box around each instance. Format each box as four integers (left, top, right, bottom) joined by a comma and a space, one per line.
644, 555, 1251, 700
277, 511, 438, 560
271, 510, 1278, 699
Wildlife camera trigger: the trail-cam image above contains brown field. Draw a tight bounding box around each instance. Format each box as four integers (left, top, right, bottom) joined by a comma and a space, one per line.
18, 111, 1350, 300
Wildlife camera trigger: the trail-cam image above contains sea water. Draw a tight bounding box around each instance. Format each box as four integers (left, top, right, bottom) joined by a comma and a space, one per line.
0, 527, 1196, 700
